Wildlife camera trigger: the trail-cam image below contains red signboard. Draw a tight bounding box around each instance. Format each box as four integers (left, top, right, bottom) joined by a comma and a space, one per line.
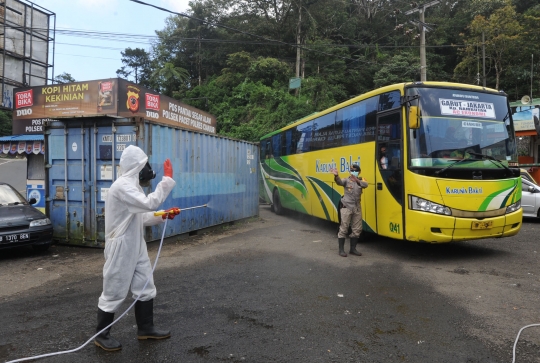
145, 93, 160, 111
15, 90, 33, 109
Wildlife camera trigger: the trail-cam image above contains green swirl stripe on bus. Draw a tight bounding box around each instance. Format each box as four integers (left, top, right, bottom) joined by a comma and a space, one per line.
273, 157, 305, 186
306, 176, 342, 213
306, 178, 331, 220
478, 182, 517, 211
261, 160, 305, 187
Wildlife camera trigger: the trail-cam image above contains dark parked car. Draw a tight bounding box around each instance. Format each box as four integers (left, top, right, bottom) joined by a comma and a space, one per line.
0, 182, 53, 251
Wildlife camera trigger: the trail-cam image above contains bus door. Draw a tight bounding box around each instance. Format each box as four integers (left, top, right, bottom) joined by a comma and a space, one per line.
375, 110, 404, 238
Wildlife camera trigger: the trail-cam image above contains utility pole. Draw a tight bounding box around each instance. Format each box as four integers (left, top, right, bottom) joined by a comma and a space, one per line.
295, 1, 302, 79
531, 54, 534, 103
405, 1, 440, 82
482, 31, 486, 87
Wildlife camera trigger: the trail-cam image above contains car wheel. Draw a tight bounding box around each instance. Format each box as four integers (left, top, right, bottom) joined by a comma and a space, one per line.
32, 243, 51, 252
273, 189, 284, 215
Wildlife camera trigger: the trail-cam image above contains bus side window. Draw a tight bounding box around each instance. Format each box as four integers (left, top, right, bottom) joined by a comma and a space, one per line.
260, 139, 267, 160
379, 91, 401, 111
265, 140, 272, 159
283, 130, 292, 156
311, 112, 336, 151
272, 134, 281, 158
335, 96, 377, 147
296, 121, 313, 153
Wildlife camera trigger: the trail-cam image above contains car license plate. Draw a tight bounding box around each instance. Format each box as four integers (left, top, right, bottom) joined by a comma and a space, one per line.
0, 233, 29, 243
471, 221, 493, 230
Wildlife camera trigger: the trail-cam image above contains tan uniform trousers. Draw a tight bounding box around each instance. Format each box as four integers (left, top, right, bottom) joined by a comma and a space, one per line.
338, 206, 362, 239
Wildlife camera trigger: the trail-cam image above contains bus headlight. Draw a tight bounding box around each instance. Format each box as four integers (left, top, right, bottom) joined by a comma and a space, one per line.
409, 196, 451, 216
505, 200, 521, 214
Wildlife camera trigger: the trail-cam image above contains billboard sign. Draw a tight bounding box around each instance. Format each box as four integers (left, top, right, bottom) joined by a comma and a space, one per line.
13, 78, 217, 135
512, 106, 538, 131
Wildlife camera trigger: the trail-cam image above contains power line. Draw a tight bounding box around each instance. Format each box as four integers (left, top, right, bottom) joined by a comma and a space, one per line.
128, 0, 372, 65
4, 24, 468, 51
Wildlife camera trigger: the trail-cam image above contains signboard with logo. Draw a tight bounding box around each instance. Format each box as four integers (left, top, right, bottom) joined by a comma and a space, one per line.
27, 185, 45, 213
12, 78, 217, 135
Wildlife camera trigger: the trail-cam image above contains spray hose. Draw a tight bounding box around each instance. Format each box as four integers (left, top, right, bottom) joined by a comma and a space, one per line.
4, 205, 207, 363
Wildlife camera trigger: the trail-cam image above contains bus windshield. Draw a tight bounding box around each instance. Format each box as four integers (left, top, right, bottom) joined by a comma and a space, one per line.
408, 87, 516, 169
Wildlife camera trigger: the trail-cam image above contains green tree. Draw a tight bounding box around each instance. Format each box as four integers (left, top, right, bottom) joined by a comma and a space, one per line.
0, 110, 12, 136
455, 1, 522, 89
373, 53, 420, 88
151, 62, 191, 96
53, 72, 76, 84
116, 48, 152, 86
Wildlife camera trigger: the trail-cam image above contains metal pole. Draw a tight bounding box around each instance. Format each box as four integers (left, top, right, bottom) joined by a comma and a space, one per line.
93, 122, 97, 244
112, 122, 116, 181
482, 31, 486, 87
419, 7, 426, 82
1, 2, 5, 108
531, 54, 534, 104
81, 124, 85, 244
64, 123, 69, 243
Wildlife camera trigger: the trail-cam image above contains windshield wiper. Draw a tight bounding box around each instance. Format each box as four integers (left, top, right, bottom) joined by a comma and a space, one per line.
434, 154, 479, 176
467, 152, 514, 177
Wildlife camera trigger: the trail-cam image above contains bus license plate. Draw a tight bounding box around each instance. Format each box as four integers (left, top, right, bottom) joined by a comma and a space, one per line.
0, 233, 29, 243
471, 221, 493, 230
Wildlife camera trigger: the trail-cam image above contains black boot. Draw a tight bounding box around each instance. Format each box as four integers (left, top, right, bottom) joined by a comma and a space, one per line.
94, 308, 122, 351
135, 299, 171, 340
338, 238, 347, 257
349, 238, 362, 256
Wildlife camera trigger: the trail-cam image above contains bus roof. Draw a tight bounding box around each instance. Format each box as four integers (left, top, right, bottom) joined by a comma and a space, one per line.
260, 81, 501, 140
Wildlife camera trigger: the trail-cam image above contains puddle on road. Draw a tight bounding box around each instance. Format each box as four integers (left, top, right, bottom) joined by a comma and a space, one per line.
189, 345, 210, 357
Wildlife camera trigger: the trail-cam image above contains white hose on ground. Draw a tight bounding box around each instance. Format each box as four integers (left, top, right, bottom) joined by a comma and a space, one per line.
512, 323, 540, 363
4, 217, 170, 363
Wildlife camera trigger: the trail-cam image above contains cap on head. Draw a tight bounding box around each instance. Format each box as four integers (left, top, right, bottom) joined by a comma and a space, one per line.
351, 164, 360, 172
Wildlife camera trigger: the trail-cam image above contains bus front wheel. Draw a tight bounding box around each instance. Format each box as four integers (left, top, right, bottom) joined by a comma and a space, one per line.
273, 189, 284, 215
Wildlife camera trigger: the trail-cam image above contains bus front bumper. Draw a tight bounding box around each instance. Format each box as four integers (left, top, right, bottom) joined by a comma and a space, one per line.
406, 209, 522, 243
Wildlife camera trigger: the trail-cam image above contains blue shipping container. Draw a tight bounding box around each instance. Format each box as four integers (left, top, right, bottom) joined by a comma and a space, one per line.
45, 117, 259, 247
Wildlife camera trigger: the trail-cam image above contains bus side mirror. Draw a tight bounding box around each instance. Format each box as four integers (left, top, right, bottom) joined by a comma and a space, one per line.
409, 106, 420, 129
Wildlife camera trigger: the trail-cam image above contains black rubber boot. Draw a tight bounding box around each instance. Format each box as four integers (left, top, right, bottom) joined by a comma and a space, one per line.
135, 299, 171, 340
94, 308, 122, 351
338, 238, 347, 257
349, 238, 362, 256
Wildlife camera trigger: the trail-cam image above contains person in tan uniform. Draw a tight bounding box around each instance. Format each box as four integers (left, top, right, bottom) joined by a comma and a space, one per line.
330, 163, 368, 257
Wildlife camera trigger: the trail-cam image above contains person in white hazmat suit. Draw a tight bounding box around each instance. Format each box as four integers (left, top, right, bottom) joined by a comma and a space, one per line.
94, 145, 178, 351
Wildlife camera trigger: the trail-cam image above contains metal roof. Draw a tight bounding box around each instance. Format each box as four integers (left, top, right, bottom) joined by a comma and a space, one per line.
0, 135, 44, 142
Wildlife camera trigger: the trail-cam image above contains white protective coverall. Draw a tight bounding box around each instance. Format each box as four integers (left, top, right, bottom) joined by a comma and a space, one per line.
98, 145, 176, 313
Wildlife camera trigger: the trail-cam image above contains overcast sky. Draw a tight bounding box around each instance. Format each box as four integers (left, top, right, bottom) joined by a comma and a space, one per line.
28, 0, 191, 82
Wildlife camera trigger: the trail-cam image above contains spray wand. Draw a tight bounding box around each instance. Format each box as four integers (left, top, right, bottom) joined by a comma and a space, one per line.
153, 204, 207, 217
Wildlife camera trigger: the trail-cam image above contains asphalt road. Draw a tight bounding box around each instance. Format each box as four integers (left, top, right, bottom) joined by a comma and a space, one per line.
1, 205, 540, 363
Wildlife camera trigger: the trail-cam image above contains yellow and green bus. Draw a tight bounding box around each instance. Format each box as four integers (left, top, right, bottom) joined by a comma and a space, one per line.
259, 81, 522, 243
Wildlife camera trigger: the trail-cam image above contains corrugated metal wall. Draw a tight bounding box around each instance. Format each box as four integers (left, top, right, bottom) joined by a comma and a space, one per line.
143, 123, 259, 241
46, 118, 259, 247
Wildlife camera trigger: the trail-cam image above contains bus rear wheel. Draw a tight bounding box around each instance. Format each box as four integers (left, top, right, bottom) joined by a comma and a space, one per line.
273, 189, 284, 215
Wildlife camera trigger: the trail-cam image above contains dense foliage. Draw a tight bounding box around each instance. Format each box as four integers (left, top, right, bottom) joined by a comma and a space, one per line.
128, 0, 540, 141
0, 110, 12, 137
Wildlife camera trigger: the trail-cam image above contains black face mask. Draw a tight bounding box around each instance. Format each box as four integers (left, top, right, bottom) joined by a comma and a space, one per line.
139, 162, 156, 187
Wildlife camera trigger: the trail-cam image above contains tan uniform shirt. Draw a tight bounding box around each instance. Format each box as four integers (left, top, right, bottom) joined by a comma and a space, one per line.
335, 175, 368, 211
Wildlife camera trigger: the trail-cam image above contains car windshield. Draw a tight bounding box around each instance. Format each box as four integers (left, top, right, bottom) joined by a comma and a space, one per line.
0, 184, 28, 206
408, 87, 517, 170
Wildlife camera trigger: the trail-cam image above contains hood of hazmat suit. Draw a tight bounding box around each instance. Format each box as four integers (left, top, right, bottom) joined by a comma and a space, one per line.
98, 145, 176, 312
